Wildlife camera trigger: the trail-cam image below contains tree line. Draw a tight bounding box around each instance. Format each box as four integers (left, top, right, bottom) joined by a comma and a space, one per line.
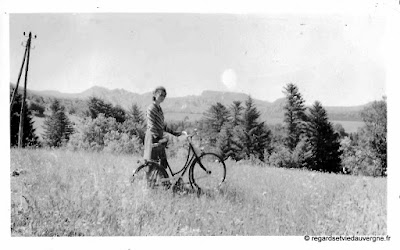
10, 83, 387, 177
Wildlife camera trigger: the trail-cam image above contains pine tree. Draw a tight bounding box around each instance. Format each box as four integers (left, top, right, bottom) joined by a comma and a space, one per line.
10, 88, 39, 147
216, 101, 245, 160
229, 125, 247, 160
283, 83, 308, 151
122, 103, 146, 144
202, 102, 230, 146
306, 101, 342, 173
43, 99, 74, 147
128, 103, 145, 124
229, 101, 244, 127
242, 97, 259, 132
240, 96, 271, 161
216, 123, 235, 160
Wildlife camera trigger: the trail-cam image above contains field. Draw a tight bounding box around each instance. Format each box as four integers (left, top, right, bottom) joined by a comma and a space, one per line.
10, 148, 386, 236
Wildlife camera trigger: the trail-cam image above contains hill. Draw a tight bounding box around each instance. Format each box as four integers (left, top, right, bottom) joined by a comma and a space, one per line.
11, 84, 365, 123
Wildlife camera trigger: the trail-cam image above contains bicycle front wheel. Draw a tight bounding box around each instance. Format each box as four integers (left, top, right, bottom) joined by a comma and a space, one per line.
190, 153, 226, 191
132, 162, 170, 189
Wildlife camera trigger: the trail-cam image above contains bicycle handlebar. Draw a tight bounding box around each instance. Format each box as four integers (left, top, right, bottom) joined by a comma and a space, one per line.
151, 138, 168, 148
151, 130, 197, 148
184, 133, 198, 143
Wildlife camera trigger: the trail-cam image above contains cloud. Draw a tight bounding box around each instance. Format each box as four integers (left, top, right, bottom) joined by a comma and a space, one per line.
221, 68, 237, 91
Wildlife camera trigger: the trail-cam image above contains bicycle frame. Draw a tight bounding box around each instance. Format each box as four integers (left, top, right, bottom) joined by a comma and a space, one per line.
160, 136, 207, 185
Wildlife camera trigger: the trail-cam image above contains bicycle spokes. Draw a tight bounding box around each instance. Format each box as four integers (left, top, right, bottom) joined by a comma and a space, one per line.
190, 153, 226, 191
132, 163, 170, 190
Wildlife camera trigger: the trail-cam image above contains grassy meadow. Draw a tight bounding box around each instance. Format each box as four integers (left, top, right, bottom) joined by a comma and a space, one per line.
10, 148, 386, 236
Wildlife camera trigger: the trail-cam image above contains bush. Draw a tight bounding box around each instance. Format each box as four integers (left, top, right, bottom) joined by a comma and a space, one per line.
29, 101, 45, 117
103, 131, 143, 155
267, 137, 310, 169
67, 114, 144, 155
67, 114, 118, 151
118, 119, 145, 144
87, 97, 126, 123
340, 137, 381, 176
360, 98, 387, 176
267, 145, 294, 168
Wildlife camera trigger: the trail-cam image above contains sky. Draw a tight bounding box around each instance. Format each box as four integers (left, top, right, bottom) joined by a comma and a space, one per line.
8, 11, 387, 106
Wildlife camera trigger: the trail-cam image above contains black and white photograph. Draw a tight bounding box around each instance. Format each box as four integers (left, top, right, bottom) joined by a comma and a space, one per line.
1, 0, 399, 249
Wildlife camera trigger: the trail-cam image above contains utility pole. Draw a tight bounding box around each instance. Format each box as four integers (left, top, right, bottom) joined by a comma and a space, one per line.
13, 32, 36, 148
9, 42, 28, 112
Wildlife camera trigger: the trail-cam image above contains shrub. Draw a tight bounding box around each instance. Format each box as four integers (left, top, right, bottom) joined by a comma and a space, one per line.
103, 131, 143, 155
267, 137, 310, 169
87, 97, 126, 123
67, 114, 144, 155
118, 119, 145, 144
267, 145, 295, 168
360, 98, 387, 176
29, 101, 45, 117
340, 137, 381, 176
67, 114, 118, 151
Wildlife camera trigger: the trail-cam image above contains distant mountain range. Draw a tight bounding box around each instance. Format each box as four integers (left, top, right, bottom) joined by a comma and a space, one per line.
13, 84, 367, 123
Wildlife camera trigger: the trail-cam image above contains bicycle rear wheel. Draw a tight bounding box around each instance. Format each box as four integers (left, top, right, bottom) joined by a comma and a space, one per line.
131, 162, 170, 189
190, 153, 226, 191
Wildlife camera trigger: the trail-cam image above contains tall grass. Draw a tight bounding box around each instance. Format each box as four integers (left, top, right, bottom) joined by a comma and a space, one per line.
10, 148, 386, 236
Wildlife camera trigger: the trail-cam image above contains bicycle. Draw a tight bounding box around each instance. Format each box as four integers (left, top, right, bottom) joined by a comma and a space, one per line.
130, 132, 226, 193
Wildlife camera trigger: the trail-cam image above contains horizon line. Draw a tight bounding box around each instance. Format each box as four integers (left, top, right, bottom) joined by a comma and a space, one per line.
10, 83, 376, 108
